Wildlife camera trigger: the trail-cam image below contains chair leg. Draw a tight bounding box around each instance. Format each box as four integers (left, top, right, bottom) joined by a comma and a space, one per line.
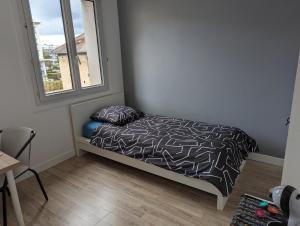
15, 168, 29, 180
28, 169, 48, 201
5, 187, 10, 197
2, 189, 7, 226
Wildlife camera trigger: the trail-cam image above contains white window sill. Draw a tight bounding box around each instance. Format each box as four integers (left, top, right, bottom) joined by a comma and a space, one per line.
31, 90, 123, 113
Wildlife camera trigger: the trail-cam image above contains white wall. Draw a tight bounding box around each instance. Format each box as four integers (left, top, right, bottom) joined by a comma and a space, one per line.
0, 0, 123, 170
282, 54, 300, 190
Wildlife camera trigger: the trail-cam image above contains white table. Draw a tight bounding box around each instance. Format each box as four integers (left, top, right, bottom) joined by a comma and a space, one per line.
0, 151, 25, 226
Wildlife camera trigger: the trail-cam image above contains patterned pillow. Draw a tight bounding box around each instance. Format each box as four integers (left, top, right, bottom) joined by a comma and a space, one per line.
90, 105, 142, 126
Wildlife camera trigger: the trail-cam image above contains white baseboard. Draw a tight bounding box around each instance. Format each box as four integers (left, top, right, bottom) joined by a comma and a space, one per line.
34, 149, 75, 172
16, 149, 75, 182
248, 153, 284, 167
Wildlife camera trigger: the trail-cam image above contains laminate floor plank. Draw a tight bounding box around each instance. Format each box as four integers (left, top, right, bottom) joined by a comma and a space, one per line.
3, 153, 282, 226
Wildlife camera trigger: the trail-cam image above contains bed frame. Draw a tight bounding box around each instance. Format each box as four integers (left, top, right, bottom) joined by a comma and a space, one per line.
69, 92, 246, 210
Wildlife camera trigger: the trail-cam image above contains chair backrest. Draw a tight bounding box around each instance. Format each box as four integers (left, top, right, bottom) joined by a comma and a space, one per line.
0, 127, 35, 166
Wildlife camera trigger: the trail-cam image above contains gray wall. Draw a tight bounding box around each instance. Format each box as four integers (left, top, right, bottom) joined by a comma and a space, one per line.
118, 0, 300, 158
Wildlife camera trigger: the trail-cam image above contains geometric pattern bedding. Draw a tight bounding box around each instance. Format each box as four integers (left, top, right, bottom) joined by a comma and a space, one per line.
90, 114, 258, 196
90, 105, 142, 126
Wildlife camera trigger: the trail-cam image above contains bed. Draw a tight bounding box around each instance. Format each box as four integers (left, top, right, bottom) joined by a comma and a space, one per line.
69, 92, 258, 210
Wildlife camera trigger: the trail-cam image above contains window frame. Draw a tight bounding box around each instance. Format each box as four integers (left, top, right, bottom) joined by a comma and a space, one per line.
21, 0, 108, 104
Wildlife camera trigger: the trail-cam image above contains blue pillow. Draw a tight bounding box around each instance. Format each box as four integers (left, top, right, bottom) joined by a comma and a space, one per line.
82, 121, 103, 138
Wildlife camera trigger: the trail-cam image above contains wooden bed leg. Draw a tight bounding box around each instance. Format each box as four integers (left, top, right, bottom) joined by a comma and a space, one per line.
76, 149, 85, 156
216, 161, 244, 210
75, 144, 85, 157
217, 194, 228, 211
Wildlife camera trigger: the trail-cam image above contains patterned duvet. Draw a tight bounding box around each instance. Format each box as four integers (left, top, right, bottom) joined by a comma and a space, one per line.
90, 114, 258, 196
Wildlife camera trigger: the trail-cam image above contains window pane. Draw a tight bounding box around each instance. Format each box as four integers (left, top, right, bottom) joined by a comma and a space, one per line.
28, 0, 74, 95
70, 0, 103, 88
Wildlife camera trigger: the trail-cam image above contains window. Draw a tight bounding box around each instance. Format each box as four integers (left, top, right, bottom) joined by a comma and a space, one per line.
22, 0, 107, 103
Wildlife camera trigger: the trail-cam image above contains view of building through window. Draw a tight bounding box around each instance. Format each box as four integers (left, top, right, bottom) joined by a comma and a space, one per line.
29, 0, 102, 95
70, 0, 103, 88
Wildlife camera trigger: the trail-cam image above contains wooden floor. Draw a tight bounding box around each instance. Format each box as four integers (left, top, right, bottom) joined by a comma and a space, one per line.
3, 154, 282, 226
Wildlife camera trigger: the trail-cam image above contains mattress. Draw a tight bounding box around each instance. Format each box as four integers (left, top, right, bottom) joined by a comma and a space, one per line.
90, 114, 258, 196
